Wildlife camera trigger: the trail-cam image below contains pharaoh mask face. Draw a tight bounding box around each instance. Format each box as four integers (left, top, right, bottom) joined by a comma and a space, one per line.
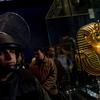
85, 21, 100, 54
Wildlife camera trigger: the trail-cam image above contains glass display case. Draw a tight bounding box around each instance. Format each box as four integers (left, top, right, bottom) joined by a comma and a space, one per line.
45, 0, 100, 99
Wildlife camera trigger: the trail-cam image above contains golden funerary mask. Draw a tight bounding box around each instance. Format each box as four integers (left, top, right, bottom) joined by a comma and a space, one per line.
75, 21, 100, 76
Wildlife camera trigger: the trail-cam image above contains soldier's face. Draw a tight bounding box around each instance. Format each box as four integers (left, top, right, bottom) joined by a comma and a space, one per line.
0, 48, 17, 67
34, 50, 44, 60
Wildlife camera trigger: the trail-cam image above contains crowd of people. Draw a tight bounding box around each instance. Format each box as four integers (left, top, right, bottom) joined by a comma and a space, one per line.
0, 12, 75, 100
29, 46, 74, 100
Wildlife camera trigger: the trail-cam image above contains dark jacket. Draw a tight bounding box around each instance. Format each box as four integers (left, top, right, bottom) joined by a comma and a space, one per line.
0, 68, 51, 100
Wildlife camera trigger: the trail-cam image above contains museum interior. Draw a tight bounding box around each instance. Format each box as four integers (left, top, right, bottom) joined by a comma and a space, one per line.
46, 0, 100, 100
0, 0, 100, 100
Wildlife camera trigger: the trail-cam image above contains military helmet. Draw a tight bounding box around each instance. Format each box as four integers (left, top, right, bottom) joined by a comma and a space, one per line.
0, 31, 22, 50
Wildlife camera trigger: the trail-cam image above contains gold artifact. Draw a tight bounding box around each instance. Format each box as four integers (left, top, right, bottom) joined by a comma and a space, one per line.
75, 20, 100, 76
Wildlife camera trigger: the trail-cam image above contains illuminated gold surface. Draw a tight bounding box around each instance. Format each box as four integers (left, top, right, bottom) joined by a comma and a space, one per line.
76, 21, 100, 76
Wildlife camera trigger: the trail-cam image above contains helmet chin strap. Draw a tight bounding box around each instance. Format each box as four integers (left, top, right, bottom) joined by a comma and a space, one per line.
0, 64, 17, 79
